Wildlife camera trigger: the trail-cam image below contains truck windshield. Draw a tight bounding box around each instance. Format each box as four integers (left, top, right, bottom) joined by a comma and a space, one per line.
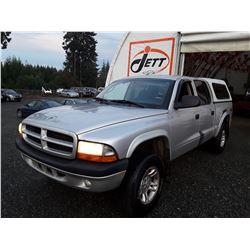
97, 78, 175, 109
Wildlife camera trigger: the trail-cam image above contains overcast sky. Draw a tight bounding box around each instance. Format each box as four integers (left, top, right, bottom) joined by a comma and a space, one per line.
1, 32, 125, 69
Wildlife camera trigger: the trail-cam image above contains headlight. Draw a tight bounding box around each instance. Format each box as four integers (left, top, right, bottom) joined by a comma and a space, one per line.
18, 123, 23, 135
77, 141, 118, 163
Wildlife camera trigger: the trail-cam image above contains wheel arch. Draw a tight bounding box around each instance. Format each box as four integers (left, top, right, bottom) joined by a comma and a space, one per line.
126, 130, 171, 175
215, 112, 231, 137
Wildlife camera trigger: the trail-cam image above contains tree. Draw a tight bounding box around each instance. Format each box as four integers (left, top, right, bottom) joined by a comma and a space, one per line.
62, 32, 98, 86
96, 61, 110, 87
1, 57, 59, 89
1, 32, 11, 49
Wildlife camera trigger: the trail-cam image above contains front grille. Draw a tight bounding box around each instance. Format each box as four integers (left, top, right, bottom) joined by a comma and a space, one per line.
47, 130, 73, 143
47, 142, 73, 153
27, 134, 41, 144
22, 124, 77, 159
26, 124, 41, 134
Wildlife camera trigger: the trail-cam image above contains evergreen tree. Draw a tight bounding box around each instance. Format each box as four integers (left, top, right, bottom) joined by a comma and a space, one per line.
1, 32, 12, 49
1, 57, 58, 89
62, 32, 98, 86
97, 61, 110, 87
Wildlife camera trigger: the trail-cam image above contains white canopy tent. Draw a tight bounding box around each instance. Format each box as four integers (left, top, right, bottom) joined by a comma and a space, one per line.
180, 32, 250, 53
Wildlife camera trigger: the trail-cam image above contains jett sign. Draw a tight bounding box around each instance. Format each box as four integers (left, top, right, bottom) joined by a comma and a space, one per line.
127, 37, 176, 76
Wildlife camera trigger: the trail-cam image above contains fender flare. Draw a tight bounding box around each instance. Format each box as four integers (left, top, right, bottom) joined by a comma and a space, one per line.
215, 112, 230, 137
126, 129, 170, 158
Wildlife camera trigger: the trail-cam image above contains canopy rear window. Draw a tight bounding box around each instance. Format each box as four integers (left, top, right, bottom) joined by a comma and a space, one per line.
212, 83, 230, 99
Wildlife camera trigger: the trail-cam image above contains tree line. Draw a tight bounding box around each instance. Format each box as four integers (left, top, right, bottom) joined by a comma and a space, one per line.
1, 32, 110, 90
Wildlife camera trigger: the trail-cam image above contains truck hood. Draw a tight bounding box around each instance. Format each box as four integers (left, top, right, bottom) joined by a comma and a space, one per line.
24, 103, 167, 135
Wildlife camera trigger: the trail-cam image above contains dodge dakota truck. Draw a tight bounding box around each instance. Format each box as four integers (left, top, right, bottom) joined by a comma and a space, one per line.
16, 75, 232, 215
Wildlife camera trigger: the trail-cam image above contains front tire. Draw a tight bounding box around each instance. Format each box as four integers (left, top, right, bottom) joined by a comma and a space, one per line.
123, 154, 164, 216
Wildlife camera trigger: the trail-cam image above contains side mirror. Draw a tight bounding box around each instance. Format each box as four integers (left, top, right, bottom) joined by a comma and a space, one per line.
174, 95, 200, 109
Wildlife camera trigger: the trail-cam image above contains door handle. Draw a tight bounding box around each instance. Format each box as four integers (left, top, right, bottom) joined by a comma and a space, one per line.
195, 114, 200, 120
211, 110, 215, 116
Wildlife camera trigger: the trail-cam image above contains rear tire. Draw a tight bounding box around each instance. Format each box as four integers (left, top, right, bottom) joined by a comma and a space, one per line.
211, 123, 228, 153
123, 154, 164, 217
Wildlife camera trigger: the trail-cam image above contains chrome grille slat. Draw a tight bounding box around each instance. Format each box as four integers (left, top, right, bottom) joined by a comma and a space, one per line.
23, 129, 41, 139
43, 136, 73, 148
22, 123, 77, 159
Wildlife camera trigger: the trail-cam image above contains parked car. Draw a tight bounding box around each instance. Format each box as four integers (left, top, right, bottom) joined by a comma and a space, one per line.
97, 87, 105, 94
1, 89, 4, 101
233, 95, 250, 116
70, 87, 86, 97
60, 98, 95, 105
60, 89, 79, 98
41, 87, 52, 95
17, 99, 62, 118
56, 88, 64, 96
81, 87, 92, 97
2, 89, 22, 102
88, 87, 98, 97
16, 75, 232, 215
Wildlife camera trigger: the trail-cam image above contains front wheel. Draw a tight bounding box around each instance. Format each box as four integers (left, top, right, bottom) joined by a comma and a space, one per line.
123, 154, 164, 216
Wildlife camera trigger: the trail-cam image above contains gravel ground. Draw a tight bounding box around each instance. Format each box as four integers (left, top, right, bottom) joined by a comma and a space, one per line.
1, 97, 250, 217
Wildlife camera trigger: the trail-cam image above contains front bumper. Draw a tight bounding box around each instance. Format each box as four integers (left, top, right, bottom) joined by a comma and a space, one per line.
16, 136, 128, 192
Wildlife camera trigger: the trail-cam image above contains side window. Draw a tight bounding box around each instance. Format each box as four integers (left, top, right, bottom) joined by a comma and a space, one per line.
177, 81, 194, 102
35, 101, 44, 109
212, 83, 230, 99
194, 80, 211, 105
27, 101, 37, 107
65, 100, 73, 105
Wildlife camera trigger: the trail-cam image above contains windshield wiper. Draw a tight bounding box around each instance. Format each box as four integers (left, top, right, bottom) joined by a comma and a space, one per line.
110, 99, 144, 108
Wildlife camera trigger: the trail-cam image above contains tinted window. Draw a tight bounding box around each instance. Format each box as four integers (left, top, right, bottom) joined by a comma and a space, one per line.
65, 100, 73, 105
177, 81, 194, 102
46, 101, 62, 107
212, 83, 230, 99
27, 101, 37, 107
75, 100, 88, 104
6, 89, 17, 94
35, 101, 45, 109
194, 80, 211, 105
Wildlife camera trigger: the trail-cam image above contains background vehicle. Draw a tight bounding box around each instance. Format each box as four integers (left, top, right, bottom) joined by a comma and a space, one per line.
1, 89, 4, 101
233, 95, 250, 116
56, 88, 64, 96
97, 87, 104, 94
41, 87, 52, 95
82, 87, 92, 97
88, 87, 98, 97
17, 99, 62, 118
16, 75, 232, 215
2, 89, 22, 102
60, 89, 79, 98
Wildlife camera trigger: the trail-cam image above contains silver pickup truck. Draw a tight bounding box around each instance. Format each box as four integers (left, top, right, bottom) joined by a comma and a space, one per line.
16, 75, 232, 215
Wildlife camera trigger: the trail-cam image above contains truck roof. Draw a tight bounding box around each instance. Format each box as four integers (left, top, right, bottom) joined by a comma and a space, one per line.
117, 74, 226, 83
